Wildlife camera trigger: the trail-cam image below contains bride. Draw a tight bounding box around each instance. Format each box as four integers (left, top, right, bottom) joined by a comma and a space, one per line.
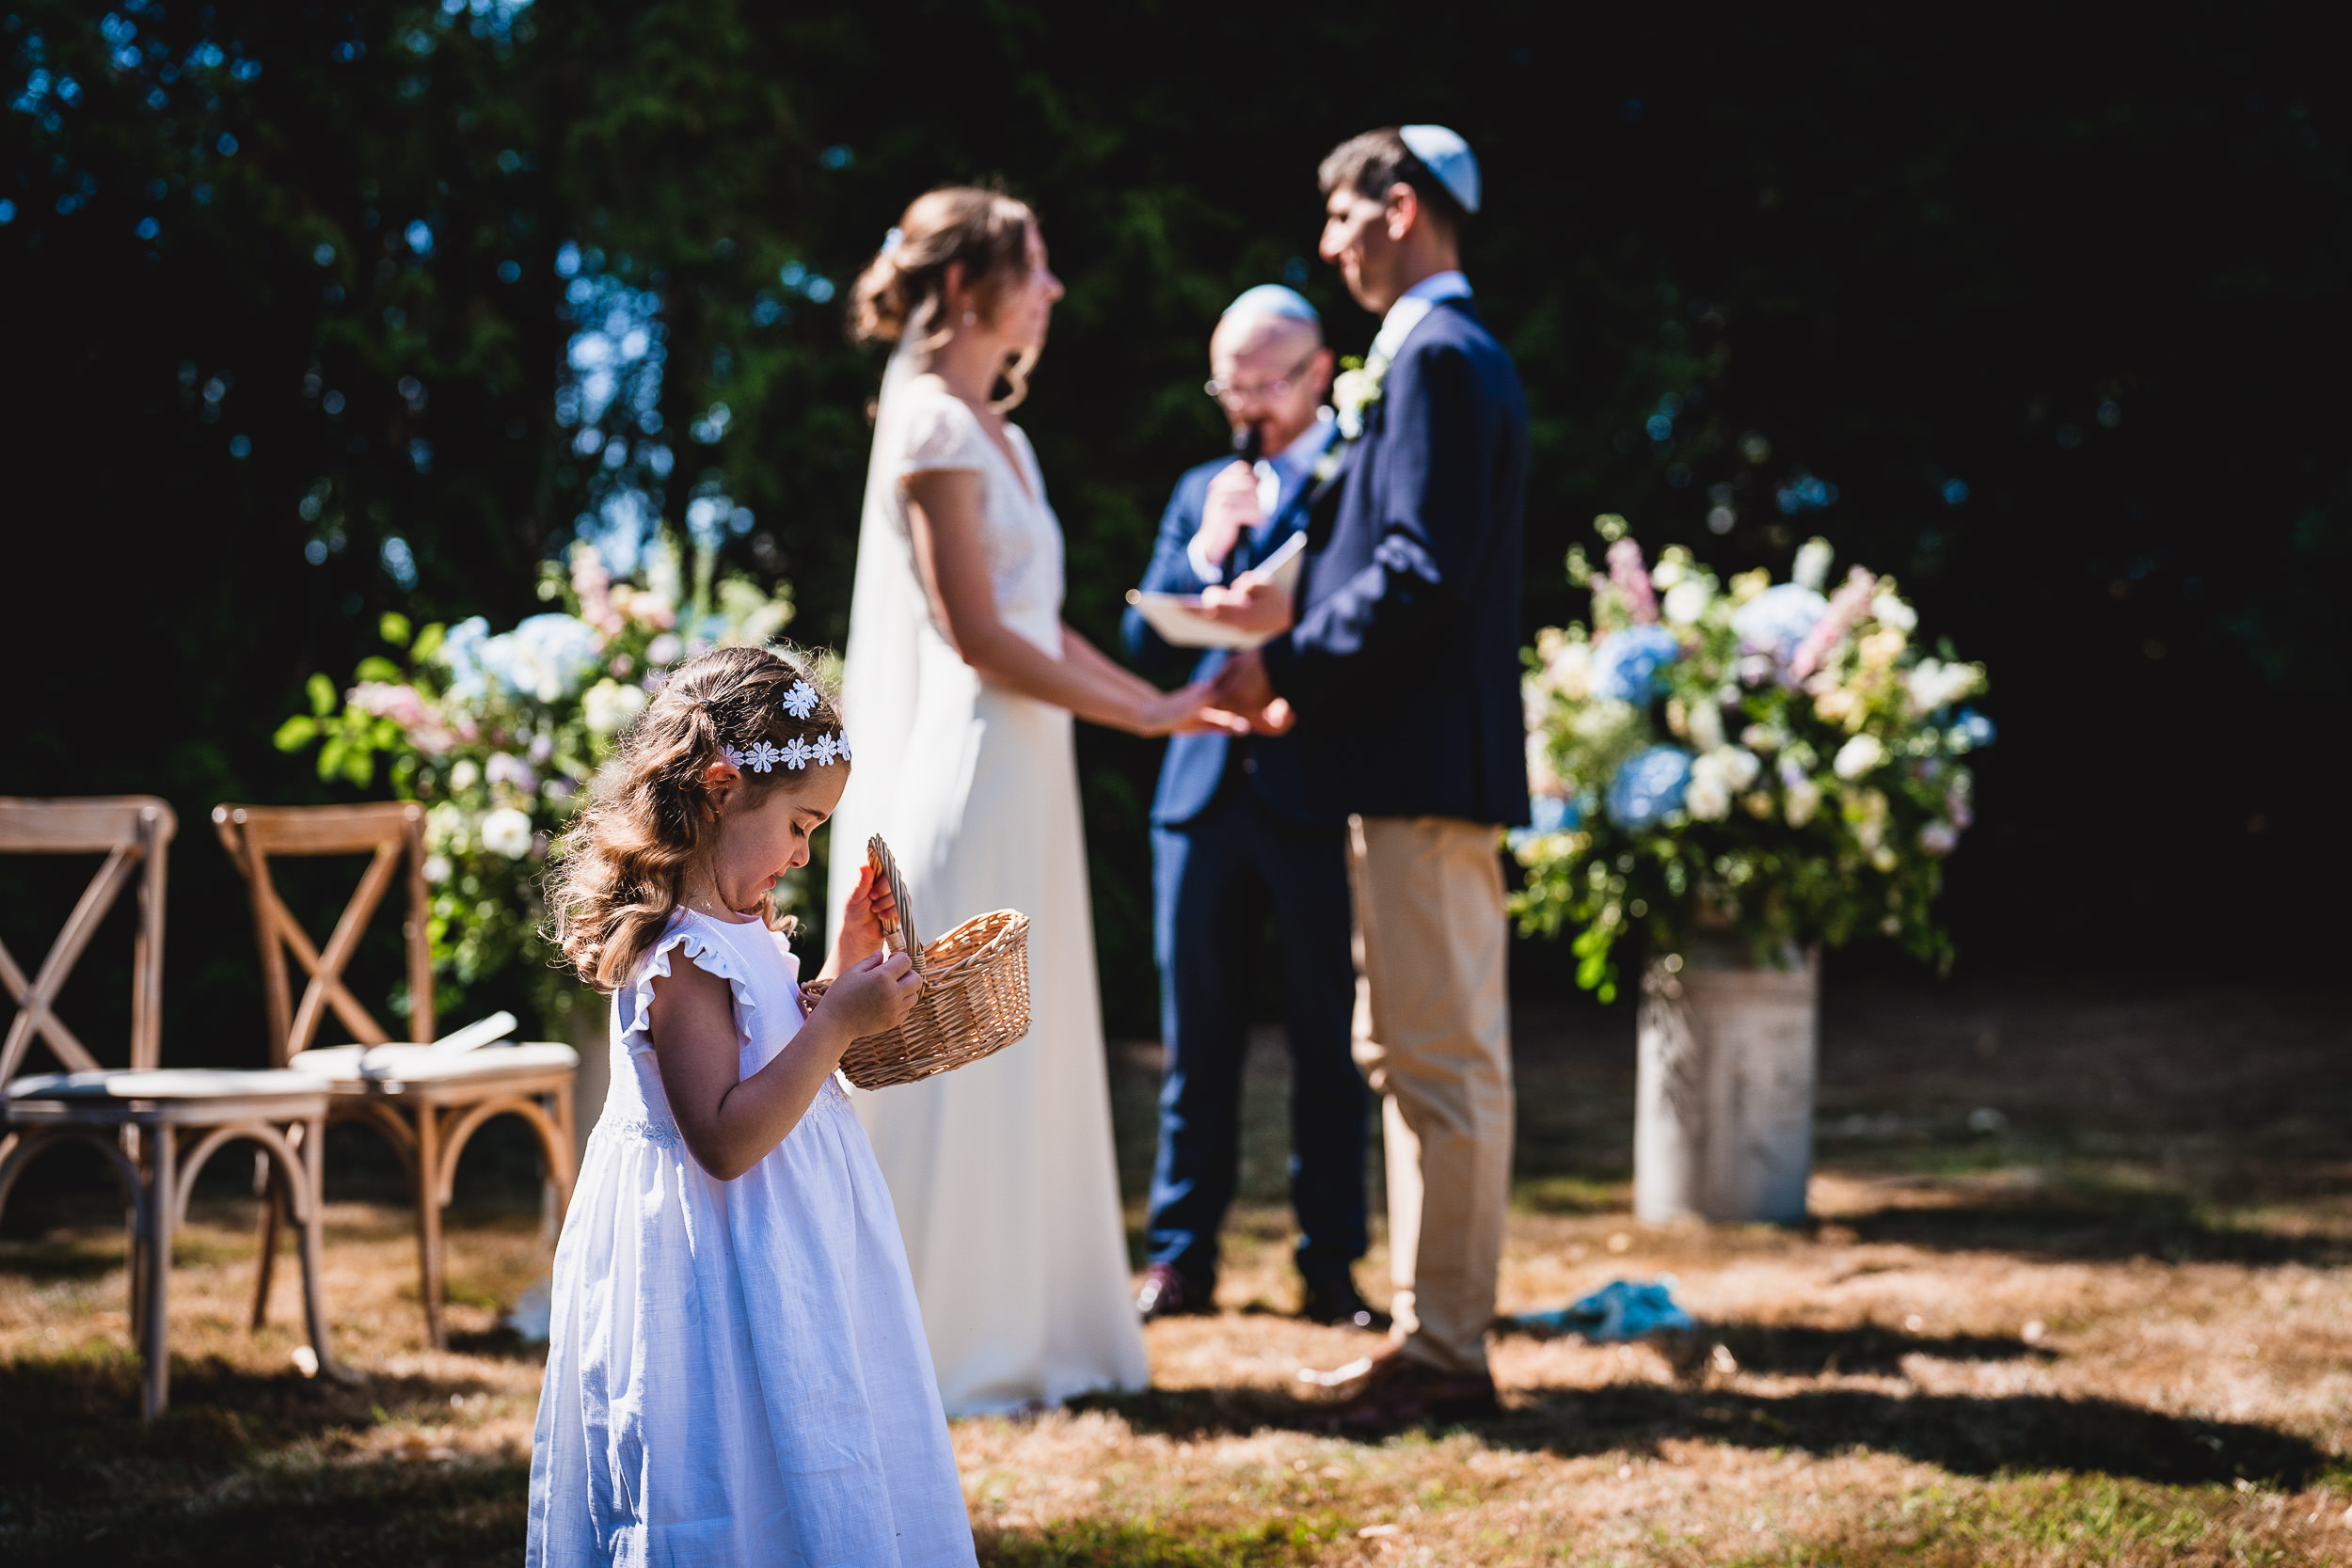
828, 187, 1214, 1414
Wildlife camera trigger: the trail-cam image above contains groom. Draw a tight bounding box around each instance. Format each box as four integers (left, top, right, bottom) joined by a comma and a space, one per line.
1208, 125, 1530, 1424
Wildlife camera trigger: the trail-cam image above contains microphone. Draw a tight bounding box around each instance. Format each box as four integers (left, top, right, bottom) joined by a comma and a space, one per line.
1232, 423, 1264, 465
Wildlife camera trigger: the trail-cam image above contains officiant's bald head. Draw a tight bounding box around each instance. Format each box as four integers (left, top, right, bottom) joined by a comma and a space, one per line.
1208, 286, 1332, 453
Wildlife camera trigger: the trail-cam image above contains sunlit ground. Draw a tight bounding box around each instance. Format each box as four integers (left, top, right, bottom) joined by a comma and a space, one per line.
4, 985, 2349, 1565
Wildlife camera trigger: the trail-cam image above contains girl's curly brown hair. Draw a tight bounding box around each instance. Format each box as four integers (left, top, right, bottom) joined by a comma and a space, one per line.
546, 644, 847, 993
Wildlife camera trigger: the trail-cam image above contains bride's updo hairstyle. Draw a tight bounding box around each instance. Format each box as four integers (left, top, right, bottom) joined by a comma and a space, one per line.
547, 644, 847, 991
850, 186, 1041, 409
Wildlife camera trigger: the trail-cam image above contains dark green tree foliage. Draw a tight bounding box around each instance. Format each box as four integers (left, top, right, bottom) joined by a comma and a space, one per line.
3, 3, 2344, 1066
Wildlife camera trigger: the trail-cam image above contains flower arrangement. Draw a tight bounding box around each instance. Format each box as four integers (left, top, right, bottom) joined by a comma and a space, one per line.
1513, 517, 1992, 1001
275, 531, 795, 1017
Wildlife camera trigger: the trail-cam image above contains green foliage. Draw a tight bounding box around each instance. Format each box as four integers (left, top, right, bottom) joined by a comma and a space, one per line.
274, 531, 792, 1020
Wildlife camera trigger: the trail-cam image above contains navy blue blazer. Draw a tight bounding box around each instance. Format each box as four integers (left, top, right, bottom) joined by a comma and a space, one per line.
1260, 298, 1533, 827
1121, 456, 1323, 828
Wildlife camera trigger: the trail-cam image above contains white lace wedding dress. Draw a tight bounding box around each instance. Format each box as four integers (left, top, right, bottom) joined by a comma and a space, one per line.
826, 361, 1149, 1416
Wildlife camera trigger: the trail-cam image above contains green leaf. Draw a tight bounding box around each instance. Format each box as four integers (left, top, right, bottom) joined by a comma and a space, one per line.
307, 672, 338, 717
316, 735, 349, 782
380, 611, 413, 648
410, 623, 447, 664
355, 656, 404, 684
343, 748, 376, 789
273, 714, 319, 752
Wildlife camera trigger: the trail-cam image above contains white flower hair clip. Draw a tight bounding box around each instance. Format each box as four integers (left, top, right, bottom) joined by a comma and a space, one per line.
722, 731, 851, 773
779, 679, 820, 721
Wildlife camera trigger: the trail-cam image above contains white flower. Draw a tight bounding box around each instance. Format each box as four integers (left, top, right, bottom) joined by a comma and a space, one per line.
480, 806, 533, 860
780, 736, 815, 770
1870, 593, 1917, 632
1544, 637, 1593, 700
741, 740, 785, 773
835, 733, 851, 761
1687, 698, 1725, 753
582, 677, 646, 736
812, 733, 842, 766
421, 853, 453, 885
779, 679, 819, 721
1834, 734, 1888, 780
1686, 773, 1733, 821
1331, 360, 1388, 440
1905, 657, 1983, 715
1661, 578, 1712, 626
1785, 778, 1823, 827
1687, 747, 1762, 822
1792, 537, 1835, 592
646, 633, 683, 667
450, 758, 481, 792
1525, 732, 1562, 797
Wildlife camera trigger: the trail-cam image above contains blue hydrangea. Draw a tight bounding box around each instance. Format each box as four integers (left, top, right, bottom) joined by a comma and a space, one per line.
442, 613, 601, 705
1590, 624, 1680, 704
1530, 794, 1582, 833
1606, 746, 1692, 829
1730, 581, 1828, 663
439, 616, 495, 702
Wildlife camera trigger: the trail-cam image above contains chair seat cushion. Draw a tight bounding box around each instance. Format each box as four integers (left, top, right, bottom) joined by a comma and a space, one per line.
7, 1068, 333, 1100
291, 1041, 580, 1082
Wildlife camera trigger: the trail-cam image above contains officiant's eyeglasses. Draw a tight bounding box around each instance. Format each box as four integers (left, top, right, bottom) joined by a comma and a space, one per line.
1203, 352, 1317, 407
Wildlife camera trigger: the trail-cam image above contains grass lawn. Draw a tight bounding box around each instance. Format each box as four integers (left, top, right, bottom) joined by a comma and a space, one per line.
4, 981, 2349, 1564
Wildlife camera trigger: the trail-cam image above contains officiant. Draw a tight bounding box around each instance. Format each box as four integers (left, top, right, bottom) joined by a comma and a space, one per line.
1120, 286, 1378, 1329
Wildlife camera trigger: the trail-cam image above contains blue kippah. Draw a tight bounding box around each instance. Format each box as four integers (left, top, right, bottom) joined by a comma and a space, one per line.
1221, 284, 1320, 325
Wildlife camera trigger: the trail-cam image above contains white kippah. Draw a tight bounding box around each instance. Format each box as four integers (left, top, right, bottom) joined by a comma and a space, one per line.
1400, 124, 1481, 215
1221, 284, 1320, 324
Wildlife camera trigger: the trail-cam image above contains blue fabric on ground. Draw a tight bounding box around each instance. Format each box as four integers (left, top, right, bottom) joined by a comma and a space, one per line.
1508, 1276, 1695, 1340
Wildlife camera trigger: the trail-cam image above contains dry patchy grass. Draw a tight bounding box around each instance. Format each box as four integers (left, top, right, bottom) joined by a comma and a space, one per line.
5, 982, 2350, 1564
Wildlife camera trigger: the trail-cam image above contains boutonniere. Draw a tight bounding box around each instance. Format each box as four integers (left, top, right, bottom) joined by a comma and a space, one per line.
1316, 353, 1389, 483
1331, 353, 1389, 441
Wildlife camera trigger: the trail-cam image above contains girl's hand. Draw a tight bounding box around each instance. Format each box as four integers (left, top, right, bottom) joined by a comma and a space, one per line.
828, 862, 898, 974
816, 948, 920, 1038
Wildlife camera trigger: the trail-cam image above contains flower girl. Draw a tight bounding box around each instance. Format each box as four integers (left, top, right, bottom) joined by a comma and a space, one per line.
528, 645, 976, 1566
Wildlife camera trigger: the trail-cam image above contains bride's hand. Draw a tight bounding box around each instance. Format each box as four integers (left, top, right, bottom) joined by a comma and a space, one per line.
1131, 679, 1223, 736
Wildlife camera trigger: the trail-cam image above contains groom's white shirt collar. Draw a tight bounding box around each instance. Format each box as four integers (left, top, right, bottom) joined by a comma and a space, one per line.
1371, 270, 1472, 365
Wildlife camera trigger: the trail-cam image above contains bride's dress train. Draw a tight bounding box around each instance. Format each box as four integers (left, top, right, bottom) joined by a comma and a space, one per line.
827, 358, 1148, 1415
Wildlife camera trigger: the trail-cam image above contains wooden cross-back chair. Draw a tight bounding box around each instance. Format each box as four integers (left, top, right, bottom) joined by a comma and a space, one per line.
214, 801, 579, 1350
0, 797, 338, 1418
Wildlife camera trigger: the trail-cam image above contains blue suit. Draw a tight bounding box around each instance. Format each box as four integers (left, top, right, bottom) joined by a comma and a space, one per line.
1121, 454, 1366, 1292
1261, 298, 1533, 827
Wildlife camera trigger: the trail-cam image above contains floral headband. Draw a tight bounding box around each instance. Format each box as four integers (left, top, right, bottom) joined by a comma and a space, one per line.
717, 680, 851, 772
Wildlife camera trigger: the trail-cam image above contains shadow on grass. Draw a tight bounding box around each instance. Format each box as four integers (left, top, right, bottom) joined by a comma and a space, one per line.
1492, 1318, 2056, 1378
1838, 1191, 2352, 1268
1073, 1379, 2327, 1489
977, 1514, 1346, 1568
0, 1351, 505, 1500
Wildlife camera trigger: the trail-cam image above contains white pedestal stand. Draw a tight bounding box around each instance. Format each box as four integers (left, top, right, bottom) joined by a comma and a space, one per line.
1634, 938, 1820, 1226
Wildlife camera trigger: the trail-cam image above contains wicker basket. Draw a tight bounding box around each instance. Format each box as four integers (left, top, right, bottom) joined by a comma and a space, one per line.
804, 836, 1032, 1090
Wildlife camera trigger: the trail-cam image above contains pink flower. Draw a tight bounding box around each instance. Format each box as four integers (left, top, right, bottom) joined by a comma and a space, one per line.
347, 681, 456, 752
1789, 566, 1877, 680
1606, 540, 1659, 625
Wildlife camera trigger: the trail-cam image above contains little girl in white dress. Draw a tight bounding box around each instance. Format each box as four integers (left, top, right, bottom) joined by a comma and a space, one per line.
528, 645, 974, 1567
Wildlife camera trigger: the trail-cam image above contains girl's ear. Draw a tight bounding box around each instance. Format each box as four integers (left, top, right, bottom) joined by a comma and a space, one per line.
701, 759, 741, 816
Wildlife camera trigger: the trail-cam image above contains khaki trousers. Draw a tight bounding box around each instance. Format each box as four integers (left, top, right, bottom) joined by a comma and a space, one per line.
1348, 815, 1513, 1375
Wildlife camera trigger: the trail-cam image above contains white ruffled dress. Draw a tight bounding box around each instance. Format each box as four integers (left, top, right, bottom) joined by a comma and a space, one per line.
527, 910, 976, 1567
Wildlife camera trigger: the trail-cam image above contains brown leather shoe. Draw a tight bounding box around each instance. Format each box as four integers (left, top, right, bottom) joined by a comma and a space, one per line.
1296, 1337, 1497, 1431
1136, 1263, 1215, 1322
